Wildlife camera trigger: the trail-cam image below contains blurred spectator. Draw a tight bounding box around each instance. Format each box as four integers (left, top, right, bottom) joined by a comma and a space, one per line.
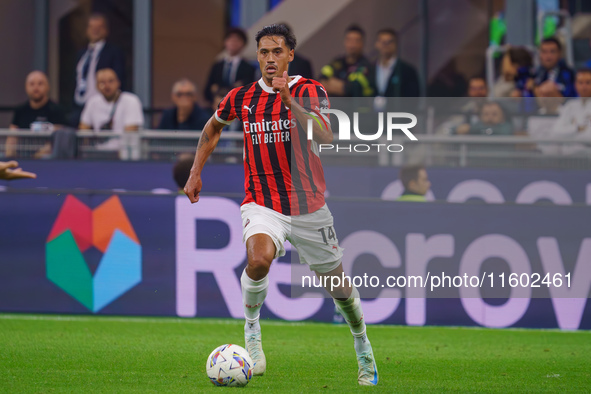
369, 28, 419, 97
71, 13, 125, 126
158, 79, 210, 130
463, 76, 488, 117
454, 101, 513, 135
173, 153, 195, 191
535, 95, 564, 115
211, 86, 231, 113
210, 86, 241, 163
204, 28, 255, 105
532, 37, 575, 98
396, 165, 431, 202
320, 25, 373, 97
280, 23, 313, 79
493, 47, 533, 97
551, 68, 591, 154
0, 161, 36, 180
79, 68, 143, 160
427, 61, 468, 97
467, 76, 488, 98
436, 77, 488, 135
6, 71, 66, 158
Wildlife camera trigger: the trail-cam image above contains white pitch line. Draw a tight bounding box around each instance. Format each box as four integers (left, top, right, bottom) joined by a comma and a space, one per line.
0, 314, 588, 333
0, 314, 309, 326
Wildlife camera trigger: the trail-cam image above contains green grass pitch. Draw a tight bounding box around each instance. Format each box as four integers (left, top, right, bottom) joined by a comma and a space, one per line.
0, 314, 589, 393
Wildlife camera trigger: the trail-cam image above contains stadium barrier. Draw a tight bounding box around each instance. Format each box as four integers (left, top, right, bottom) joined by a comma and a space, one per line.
1, 128, 590, 169
1, 161, 589, 329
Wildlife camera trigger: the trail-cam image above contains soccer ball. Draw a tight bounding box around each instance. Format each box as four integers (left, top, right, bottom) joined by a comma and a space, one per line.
206, 344, 253, 387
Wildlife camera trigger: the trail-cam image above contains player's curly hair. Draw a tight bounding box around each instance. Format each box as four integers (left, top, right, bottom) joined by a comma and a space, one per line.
255, 24, 297, 50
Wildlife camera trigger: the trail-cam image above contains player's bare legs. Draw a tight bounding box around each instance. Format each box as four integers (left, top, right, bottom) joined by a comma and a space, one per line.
242, 233, 275, 376
317, 264, 379, 386
245, 234, 275, 280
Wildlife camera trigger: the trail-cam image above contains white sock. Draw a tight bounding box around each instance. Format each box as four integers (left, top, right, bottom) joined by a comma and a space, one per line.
334, 287, 371, 354
334, 287, 365, 334
245, 315, 261, 334
241, 268, 268, 331
353, 329, 371, 354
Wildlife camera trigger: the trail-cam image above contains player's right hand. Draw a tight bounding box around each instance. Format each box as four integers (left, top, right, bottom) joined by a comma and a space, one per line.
184, 174, 202, 203
0, 160, 37, 180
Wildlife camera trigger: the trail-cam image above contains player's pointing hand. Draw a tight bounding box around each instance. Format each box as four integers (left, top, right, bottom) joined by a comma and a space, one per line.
0, 160, 37, 180
184, 173, 202, 203
272, 71, 292, 109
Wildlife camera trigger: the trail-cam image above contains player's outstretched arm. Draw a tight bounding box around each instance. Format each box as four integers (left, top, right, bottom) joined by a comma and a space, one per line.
0, 161, 37, 180
183, 117, 224, 203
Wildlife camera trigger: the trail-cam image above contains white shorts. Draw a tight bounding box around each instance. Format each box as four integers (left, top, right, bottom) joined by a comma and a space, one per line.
240, 202, 344, 273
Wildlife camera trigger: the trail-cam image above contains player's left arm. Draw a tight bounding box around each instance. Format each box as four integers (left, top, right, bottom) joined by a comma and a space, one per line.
273, 71, 333, 144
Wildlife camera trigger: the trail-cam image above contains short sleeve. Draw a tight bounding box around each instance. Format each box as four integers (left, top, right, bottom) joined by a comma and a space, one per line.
214, 90, 237, 125
80, 100, 93, 127
123, 95, 145, 128
10, 108, 20, 128
299, 84, 331, 125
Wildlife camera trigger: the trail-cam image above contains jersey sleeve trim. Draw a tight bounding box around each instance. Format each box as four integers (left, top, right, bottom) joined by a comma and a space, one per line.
214, 112, 233, 125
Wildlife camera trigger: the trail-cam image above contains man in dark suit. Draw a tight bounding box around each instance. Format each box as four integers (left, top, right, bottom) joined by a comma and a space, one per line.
369, 28, 420, 97
204, 28, 256, 105
70, 13, 125, 126
280, 23, 314, 79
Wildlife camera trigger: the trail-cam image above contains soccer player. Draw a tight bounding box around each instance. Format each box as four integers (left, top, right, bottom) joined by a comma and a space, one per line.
184, 24, 378, 386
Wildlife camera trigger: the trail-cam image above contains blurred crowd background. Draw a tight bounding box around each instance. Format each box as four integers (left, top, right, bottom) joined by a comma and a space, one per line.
1, 0, 591, 167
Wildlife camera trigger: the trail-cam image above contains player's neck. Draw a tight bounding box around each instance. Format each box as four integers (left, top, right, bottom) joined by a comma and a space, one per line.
262, 74, 292, 87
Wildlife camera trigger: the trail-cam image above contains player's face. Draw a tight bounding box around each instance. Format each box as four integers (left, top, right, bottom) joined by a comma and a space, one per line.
257, 36, 294, 81
411, 169, 431, 196
87, 17, 108, 43
539, 42, 560, 70
375, 33, 396, 58
468, 79, 487, 98
575, 72, 591, 98
96, 70, 120, 101
344, 31, 364, 58
25, 72, 49, 103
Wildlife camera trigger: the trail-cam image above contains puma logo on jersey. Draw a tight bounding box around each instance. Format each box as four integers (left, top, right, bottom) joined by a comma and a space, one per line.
244, 104, 255, 114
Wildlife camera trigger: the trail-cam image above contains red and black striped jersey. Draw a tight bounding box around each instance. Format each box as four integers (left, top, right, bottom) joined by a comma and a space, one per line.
214, 75, 330, 216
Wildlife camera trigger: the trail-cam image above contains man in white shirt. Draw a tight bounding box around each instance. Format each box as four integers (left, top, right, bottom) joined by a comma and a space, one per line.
79, 68, 144, 160
552, 69, 591, 155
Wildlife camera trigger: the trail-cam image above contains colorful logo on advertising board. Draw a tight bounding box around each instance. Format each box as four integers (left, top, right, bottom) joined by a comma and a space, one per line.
46, 195, 141, 312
